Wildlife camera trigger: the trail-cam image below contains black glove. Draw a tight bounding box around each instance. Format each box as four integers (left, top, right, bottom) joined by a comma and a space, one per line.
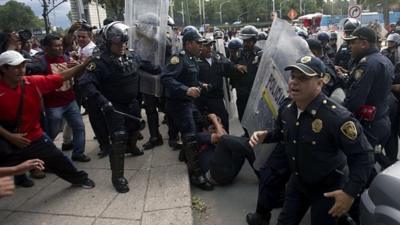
100, 101, 114, 115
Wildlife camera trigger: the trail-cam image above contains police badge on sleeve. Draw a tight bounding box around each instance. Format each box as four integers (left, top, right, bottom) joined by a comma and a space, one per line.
86, 62, 96, 71
340, 121, 358, 140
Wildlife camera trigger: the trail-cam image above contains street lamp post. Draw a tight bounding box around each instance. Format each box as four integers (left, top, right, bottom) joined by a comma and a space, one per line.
41, 0, 67, 34
272, 0, 275, 12
219, 0, 231, 24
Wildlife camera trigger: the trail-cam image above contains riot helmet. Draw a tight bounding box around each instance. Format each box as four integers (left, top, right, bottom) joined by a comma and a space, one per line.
182, 25, 198, 36
330, 32, 338, 40
102, 21, 130, 44
228, 38, 243, 49
213, 30, 224, 39
258, 32, 268, 40
343, 18, 361, 33
317, 32, 330, 43
239, 25, 258, 41
167, 16, 175, 27
387, 33, 400, 46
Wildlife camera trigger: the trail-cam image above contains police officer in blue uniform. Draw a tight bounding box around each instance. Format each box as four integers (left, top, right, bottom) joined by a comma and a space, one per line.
343, 27, 394, 170
234, 25, 263, 122
195, 38, 236, 132
249, 55, 374, 225
79, 22, 160, 193
161, 28, 214, 191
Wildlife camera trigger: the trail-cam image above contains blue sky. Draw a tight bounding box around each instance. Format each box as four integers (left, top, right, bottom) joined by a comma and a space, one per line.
0, 0, 71, 28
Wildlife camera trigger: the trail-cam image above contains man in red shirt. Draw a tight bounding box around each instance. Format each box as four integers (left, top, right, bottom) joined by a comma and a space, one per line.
37, 33, 90, 162
0, 50, 95, 188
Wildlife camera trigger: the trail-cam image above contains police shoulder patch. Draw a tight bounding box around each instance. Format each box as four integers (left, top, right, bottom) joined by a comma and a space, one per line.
86, 62, 96, 71
170, 56, 180, 65
354, 69, 364, 80
322, 73, 331, 84
340, 121, 358, 140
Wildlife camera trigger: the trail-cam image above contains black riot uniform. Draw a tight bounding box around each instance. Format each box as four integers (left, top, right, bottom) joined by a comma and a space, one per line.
196, 43, 236, 132
234, 26, 263, 121
335, 18, 361, 70
78, 22, 160, 193
161, 28, 213, 191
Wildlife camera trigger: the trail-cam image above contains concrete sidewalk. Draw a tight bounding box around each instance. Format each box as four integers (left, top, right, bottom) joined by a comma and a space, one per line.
0, 116, 193, 225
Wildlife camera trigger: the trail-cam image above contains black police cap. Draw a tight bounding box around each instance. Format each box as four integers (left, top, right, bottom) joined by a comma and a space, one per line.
343, 26, 377, 43
285, 55, 325, 77
182, 30, 206, 43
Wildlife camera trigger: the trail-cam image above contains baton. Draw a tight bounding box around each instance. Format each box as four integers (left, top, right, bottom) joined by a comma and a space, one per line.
113, 109, 142, 123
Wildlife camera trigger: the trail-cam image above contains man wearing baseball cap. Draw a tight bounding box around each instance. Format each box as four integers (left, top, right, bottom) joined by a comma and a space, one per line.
343, 26, 393, 171
248, 55, 374, 225
0, 50, 96, 189
161, 27, 214, 191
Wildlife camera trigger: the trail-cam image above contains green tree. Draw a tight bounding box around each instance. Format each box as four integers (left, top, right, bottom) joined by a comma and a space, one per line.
0, 0, 44, 31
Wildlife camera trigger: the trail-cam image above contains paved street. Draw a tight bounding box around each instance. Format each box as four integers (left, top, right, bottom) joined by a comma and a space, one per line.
0, 115, 193, 225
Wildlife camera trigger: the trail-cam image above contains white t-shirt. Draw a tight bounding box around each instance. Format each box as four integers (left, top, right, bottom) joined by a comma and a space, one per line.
78, 41, 96, 60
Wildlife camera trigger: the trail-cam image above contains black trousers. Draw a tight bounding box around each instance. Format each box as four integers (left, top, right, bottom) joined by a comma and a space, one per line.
85, 98, 111, 151
277, 172, 347, 225
209, 135, 256, 185
257, 143, 291, 214
143, 94, 161, 138
0, 135, 88, 184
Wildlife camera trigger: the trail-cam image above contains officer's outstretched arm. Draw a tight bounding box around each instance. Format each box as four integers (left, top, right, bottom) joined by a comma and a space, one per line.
249, 130, 267, 148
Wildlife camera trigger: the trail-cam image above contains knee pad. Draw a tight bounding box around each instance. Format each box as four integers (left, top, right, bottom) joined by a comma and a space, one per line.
111, 131, 128, 145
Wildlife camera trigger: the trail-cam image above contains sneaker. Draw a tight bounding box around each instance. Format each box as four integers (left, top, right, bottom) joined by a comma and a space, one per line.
61, 143, 74, 151
168, 139, 183, 150
71, 154, 91, 162
75, 178, 95, 189
30, 169, 46, 179
190, 175, 214, 191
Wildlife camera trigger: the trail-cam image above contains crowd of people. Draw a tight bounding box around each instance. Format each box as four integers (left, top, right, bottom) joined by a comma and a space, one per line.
0, 14, 400, 225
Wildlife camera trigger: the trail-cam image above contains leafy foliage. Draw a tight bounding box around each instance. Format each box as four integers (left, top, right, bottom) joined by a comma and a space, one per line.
0, 0, 44, 31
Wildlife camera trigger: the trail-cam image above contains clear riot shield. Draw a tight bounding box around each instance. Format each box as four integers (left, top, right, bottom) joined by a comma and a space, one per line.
215, 39, 226, 56
241, 19, 311, 166
214, 37, 236, 121
125, 0, 169, 97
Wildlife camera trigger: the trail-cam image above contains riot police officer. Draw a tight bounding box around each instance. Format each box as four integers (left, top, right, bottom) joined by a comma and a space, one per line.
161, 28, 214, 191
234, 25, 263, 123
335, 18, 361, 70
227, 38, 243, 64
250, 55, 374, 225
79, 22, 160, 193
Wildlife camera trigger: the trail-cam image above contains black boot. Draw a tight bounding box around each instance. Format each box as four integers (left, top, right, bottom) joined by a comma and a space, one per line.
143, 134, 164, 150
183, 136, 214, 191
110, 142, 129, 193
246, 212, 270, 225
126, 131, 144, 156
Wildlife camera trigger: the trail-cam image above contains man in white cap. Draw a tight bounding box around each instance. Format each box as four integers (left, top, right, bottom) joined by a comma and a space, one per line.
0, 50, 95, 189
